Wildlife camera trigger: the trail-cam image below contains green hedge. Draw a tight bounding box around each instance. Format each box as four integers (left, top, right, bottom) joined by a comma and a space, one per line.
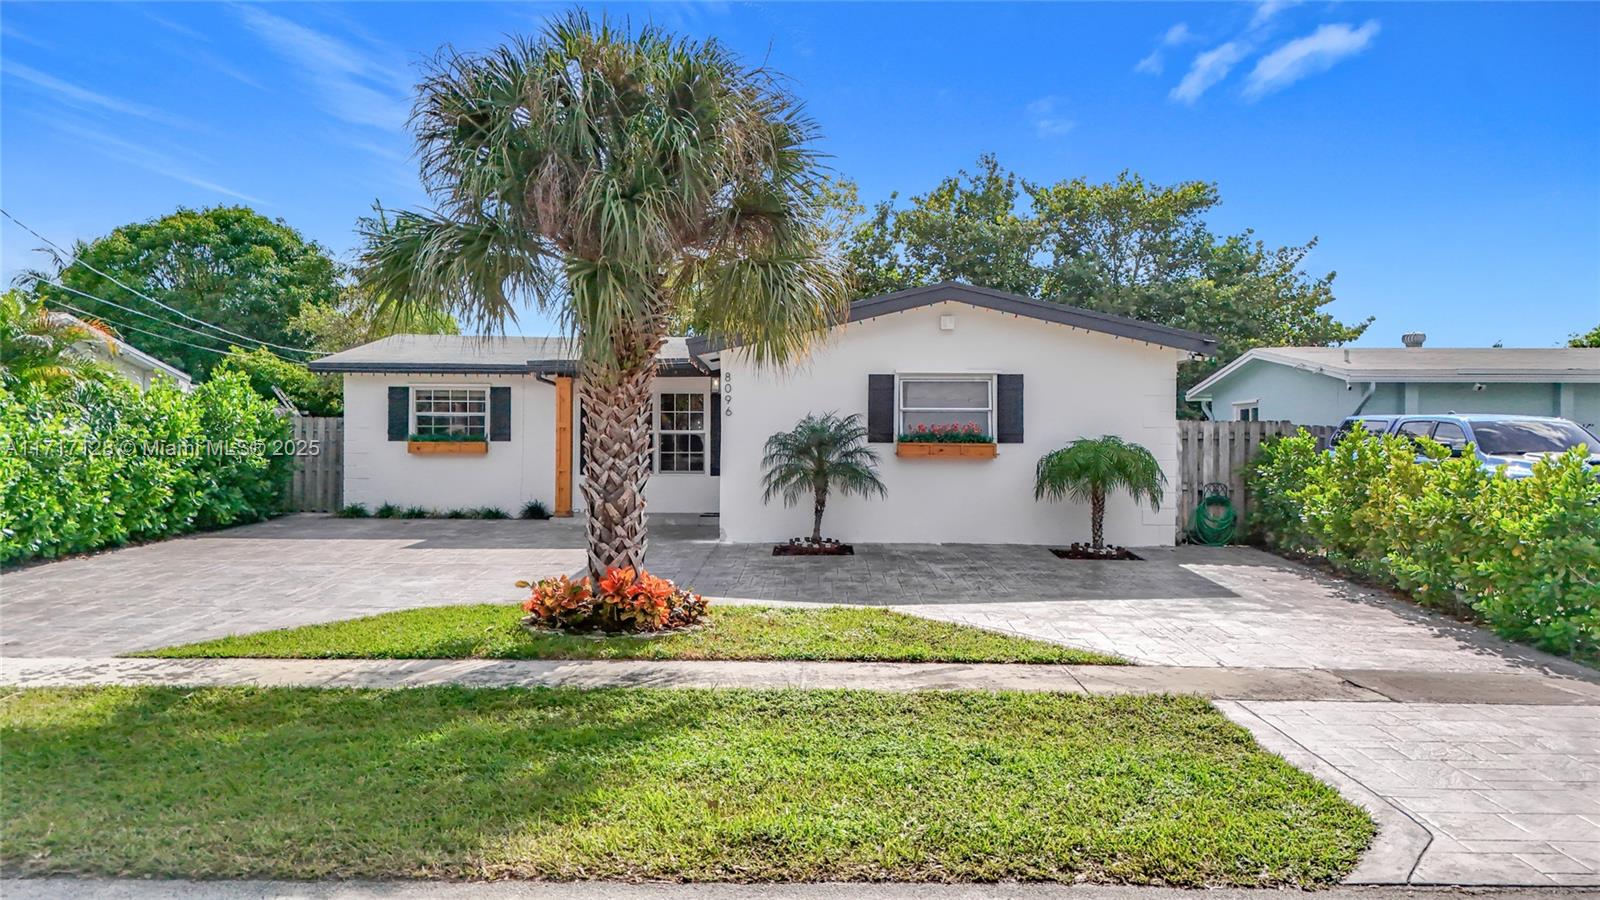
0, 373, 293, 565
1249, 428, 1599, 661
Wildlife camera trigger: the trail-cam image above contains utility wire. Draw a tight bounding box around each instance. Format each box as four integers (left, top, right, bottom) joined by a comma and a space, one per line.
54, 301, 244, 358
1, 207, 325, 357
49, 281, 285, 355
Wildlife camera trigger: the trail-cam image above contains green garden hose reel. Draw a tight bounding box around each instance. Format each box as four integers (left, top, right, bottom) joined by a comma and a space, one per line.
1190, 482, 1237, 546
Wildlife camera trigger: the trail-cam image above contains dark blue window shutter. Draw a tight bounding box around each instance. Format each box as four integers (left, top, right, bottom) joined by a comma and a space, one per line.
489, 386, 512, 441
867, 374, 894, 443
709, 390, 722, 476
387, 386, 409, 441
996, 374, 1024, 443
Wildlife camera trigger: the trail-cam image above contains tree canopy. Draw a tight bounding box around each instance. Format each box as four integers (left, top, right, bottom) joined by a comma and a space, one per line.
27, 206, 340, 378
843, 157, 1371, 410
1569, 324, 1600, 348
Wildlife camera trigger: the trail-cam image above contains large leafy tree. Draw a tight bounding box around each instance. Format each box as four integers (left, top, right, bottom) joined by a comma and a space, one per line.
1569, 324, 1600, 348
289, 285, 460, 354
27, 206, 340, 378
848, 161, 1371, 411
1034, 436, 1166, 550
361, 14, 848, 579
760, 412, 886, 543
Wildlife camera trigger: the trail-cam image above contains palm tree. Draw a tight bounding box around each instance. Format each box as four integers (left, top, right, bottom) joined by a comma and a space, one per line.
0, 289, 113, 391
359, 13, 848, 580
1034, 436, 1166, 549
761, 413, 886, 544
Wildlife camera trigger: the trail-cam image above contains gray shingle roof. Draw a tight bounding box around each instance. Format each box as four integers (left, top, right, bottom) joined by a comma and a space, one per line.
307, 335, 699, 375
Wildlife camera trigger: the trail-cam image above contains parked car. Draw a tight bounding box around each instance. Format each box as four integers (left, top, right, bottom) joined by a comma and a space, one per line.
1335, 413, 1600, 479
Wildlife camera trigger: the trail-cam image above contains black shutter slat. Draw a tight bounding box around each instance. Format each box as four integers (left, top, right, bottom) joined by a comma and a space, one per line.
867, 374, 894, 443
387, 386, 409, 441
709, 389, 721, 476
489, 386, 512, 441
996, 374, 1024, 443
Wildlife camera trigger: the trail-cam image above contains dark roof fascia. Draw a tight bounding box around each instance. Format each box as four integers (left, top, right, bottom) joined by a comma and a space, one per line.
311, 359, 710, 377
306, 361, 533, 375
851, 283, 1218, 354
685, 283, 1219, 357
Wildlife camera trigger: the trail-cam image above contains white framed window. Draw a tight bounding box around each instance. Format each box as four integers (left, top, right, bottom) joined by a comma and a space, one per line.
413, 387, 488, 436
1232, 401, 1260, 422
898, 375, 994, 436
656, 391, 706, 473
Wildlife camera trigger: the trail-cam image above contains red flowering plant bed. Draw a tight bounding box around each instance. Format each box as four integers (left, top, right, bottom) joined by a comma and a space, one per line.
896, 422, 993, 443
518, 567, 708, 636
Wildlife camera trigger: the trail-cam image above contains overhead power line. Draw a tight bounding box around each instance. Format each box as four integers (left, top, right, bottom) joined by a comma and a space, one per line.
1, 207, 325, 357
55, 301, 243, 358
49, 282, 276, 355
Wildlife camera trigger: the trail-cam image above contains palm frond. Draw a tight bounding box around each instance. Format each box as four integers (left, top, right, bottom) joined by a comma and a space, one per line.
1034, 435, 1166, 511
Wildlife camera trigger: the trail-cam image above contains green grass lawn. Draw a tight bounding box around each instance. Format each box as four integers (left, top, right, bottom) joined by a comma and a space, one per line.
1, 687, 1372, 884
136, 604, 1122, 664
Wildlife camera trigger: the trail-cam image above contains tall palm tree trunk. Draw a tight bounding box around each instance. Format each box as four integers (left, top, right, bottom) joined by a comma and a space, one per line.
1090, 486, 1106, 549
578, 354, 657, 581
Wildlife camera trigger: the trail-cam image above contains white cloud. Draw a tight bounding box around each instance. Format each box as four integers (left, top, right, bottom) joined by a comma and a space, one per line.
1134, 52, 1164, 76
234, 6, 411, 132
1163, 23, 1195, 46
2, 61, 194, 128
1170, 42, 1247, 105
1026, 96, 1075, 138
49, 120, 266, 205
1244, 20, 1381, 99
1250, 0, 1301, 31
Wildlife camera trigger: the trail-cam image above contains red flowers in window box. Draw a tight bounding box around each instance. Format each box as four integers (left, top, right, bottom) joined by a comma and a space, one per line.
518, 567, 708, 633
897, 421, 993, 444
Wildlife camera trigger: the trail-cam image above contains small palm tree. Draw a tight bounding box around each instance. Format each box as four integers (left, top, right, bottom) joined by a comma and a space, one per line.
1035, 436, 1166, 549
761, 413, 887, 544
0, 289, 113, 391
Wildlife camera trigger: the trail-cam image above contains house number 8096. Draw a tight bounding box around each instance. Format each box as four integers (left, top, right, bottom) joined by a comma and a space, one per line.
722, 373, 732, 417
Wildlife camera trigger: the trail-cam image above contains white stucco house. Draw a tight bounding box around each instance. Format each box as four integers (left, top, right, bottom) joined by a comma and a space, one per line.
1185, 343, 1600, 429
309, 283, 1217, 547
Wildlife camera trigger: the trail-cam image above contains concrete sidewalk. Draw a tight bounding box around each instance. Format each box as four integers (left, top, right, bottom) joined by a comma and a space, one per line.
7, 656, 1600, 705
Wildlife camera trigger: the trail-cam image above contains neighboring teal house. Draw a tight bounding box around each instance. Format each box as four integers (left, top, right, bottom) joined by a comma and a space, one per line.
1185, 342, 1600, 428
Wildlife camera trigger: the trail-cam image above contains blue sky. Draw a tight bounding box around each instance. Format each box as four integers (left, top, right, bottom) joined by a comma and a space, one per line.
3, 1, 1597, 346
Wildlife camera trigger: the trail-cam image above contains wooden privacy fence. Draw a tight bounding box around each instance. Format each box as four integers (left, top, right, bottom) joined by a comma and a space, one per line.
1175, 420, 1336, 534
286, 415, 343, 512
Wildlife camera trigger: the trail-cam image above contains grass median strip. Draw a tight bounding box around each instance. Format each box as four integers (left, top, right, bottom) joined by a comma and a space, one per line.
1, 687, 1372, 884
135, 604, 1122, 664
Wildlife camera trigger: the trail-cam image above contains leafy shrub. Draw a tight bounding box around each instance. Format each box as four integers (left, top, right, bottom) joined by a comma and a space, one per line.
0, 373, 293, 564
520, 500, 552, 520
401, 506, 430, 519
374, 503, 401, 518
1249, 428, 1600, 660
336, 503, 370, 518
442, 508, 470, 519
214, 347, 342, 416
518, 567, 708, 633
475, 506, 509, 520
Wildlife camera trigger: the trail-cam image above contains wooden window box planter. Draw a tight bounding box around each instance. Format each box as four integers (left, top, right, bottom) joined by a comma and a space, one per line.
895, 442, 997, 459
408, 440, 488, 456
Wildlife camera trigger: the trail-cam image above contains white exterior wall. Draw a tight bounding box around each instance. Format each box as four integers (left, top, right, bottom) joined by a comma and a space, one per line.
573, 374, 720, 515
717, 302, 1185, 546
343, 373, 556, 512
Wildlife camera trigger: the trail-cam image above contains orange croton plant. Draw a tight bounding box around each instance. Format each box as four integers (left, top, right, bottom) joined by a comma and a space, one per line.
518, 567, 707, 633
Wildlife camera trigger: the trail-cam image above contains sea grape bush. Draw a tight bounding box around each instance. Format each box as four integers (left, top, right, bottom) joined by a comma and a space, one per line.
0, 373, 293, 564
1249, 427, 1600, 661
519, 567, 708, 633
